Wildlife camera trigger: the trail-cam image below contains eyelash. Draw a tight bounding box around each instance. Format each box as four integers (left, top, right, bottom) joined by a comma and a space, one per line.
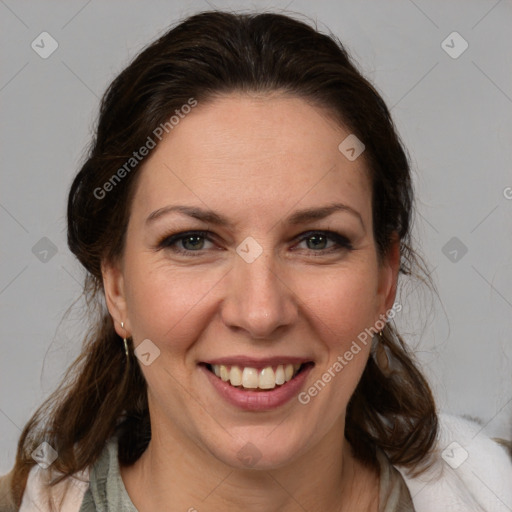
156, 230, 353, 257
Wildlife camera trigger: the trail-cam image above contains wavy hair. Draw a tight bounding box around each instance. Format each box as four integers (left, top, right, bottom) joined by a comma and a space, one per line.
9, 10, 437, 508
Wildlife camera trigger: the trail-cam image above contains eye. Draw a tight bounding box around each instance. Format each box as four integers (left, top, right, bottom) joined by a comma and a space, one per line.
157, 230, 215, 255
295, 230, 353, 254
156, 229, 353, 258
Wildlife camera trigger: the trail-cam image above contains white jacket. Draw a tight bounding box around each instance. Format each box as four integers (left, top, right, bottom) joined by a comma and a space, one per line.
398, 414, 512, 511
17, 414, 512, 511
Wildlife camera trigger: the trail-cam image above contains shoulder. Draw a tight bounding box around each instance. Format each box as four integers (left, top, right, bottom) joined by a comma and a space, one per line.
0, 469, 17, 512
395, 413, 512, 512
18, 436, 121, 512
19, 464, 90, 512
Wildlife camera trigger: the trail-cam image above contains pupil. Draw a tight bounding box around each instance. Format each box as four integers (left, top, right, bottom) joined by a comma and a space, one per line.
308, 235, 326, 250
184, 235, 203, 250
182, 235, 328, 251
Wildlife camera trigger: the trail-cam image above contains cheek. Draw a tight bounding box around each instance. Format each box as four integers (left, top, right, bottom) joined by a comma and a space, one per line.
123, 258, 222, 349
299, 264, 380, 347
293, 266, 379, 426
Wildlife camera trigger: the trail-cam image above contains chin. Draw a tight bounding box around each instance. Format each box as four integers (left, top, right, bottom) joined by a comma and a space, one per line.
205, 426, 311, 471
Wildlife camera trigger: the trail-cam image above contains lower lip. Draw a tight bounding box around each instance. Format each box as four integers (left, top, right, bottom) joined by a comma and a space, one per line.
200, 364, 314, 411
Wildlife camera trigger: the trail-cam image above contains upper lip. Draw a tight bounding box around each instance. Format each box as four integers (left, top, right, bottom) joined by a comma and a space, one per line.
202, 356, 313, 369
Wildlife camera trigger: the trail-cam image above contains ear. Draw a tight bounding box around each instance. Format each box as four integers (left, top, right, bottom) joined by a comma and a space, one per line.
376, 232, 401, 315
102, 260, 130, 338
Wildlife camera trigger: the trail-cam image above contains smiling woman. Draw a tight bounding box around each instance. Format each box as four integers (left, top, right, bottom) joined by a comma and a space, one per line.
2, 9, 511, 512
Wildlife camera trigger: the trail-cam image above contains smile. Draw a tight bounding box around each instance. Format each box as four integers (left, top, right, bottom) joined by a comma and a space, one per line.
208, 363, 304, 390
199, 358, 315, 411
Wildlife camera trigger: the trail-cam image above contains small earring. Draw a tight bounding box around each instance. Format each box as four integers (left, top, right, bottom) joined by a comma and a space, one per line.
121, 321, 129, 358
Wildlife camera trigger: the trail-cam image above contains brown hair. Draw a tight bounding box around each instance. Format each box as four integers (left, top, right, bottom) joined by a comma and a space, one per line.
9, 9, 437, 507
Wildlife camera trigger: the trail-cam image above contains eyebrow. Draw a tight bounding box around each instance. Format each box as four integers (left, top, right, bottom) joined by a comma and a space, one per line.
146, 202, 365, 230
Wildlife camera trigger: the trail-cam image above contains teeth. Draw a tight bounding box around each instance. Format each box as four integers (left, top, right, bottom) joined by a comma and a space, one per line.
275, 365, 285, 385
220, 365, 230, 382
242, 367, 259, 389
230, 366, 243, 386
259, 367, 276, 389
285, 364, 294, 381
210, 363, 303, 390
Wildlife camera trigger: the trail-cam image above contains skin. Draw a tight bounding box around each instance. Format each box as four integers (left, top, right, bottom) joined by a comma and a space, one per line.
103, 92, 400, 511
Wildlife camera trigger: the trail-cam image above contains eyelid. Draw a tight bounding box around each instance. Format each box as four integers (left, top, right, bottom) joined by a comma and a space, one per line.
156, 230, 215, 250
294, 230, 353, 252
156, 229, 353, 255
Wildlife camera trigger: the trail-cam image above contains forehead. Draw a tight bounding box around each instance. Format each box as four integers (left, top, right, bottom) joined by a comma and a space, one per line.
132, 93, 372, 226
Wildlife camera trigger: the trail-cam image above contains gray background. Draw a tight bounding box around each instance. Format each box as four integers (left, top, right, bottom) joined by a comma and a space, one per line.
1, 0, 511, 472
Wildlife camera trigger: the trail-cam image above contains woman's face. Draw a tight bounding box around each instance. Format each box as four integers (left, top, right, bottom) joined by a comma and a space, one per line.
104, 93, 399, 469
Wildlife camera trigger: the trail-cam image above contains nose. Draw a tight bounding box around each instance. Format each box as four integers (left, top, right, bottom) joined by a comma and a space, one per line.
220, 248, 298, 339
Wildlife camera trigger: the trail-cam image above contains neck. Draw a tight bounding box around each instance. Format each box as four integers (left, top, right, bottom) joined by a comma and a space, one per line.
120, 416, 379, 512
